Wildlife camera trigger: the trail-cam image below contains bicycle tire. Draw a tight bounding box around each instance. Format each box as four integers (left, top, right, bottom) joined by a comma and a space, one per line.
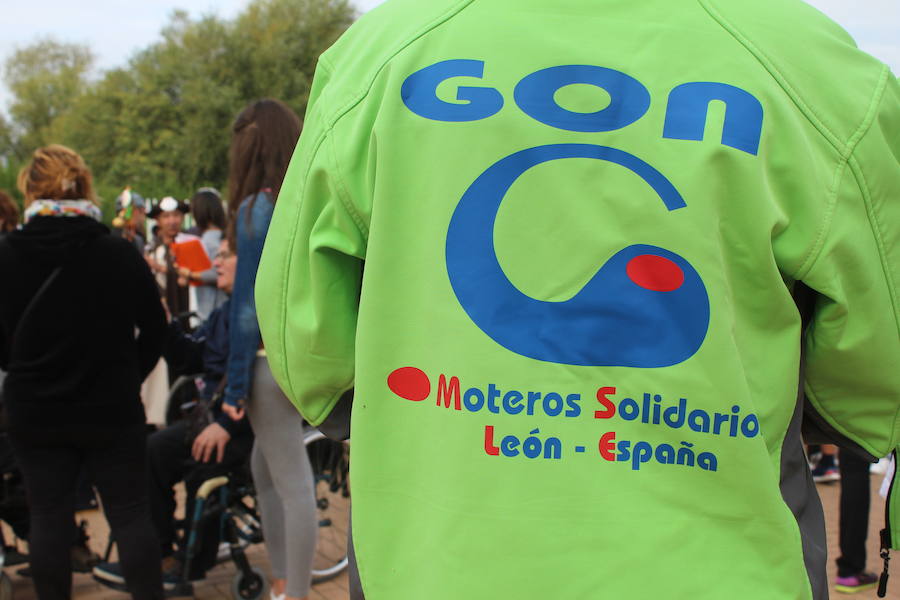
304, 428, 350, 583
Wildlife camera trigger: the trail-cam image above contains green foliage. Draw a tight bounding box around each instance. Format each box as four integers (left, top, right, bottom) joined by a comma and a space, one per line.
3, 0, 356, 204
0, 158, 23, 212
3, 39, 94, 159
0, 114, 15, 162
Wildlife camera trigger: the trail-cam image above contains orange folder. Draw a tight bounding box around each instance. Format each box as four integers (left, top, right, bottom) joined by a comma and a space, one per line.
171, 239, 212, 285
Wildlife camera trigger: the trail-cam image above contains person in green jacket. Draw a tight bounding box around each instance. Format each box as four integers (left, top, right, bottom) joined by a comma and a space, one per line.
256, 1, 900, 598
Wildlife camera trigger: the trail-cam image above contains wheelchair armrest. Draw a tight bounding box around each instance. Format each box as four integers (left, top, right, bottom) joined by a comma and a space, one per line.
196, 476, 229, 500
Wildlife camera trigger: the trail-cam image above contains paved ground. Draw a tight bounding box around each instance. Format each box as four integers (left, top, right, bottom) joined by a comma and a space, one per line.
3, 478, 350, 600
4, 538, 349, 600
3, 476, 898, 599
819, 476, 896, 600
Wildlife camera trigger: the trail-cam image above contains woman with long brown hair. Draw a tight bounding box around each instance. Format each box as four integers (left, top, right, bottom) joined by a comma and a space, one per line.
0, 145, 165, 600
221, 100, 317, 600
177, 188, 228, 320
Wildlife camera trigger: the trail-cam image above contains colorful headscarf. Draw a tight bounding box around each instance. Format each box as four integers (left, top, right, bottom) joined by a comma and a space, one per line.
24, 199, 103, 224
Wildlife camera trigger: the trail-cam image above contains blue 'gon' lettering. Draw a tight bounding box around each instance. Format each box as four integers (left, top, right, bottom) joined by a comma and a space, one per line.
401, 59, 503, 122
514, 65, 651, 132
663, 82, 764, 155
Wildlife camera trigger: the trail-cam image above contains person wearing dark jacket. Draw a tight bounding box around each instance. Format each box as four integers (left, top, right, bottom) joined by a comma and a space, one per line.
94, 237, 253, 589
0, 145, 165, 600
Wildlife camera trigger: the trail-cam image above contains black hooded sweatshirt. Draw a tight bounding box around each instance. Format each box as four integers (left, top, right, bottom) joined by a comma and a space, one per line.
0, 216, 165, 435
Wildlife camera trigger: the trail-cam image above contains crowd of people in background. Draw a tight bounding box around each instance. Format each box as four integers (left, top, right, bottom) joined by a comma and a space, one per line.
0, 98, 318, 600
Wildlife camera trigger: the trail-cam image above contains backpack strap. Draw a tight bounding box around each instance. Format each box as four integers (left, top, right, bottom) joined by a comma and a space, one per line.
8, 265, 64, 361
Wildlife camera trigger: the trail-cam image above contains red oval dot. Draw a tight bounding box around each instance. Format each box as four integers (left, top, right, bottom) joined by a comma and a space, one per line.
387, 367, 431, 402
626, 254, 684, 292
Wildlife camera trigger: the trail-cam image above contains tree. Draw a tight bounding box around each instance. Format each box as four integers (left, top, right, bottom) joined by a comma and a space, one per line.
3, 0, 355, 209
60, 0, 355, 202
0, 114, 15, 162
3, 39, 94, 157
0, 157, 22, 206
227, 0, 356, 110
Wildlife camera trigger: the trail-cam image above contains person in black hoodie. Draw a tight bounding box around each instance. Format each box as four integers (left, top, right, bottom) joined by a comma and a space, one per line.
95, 237, 254, 590
0, 145, 164, 600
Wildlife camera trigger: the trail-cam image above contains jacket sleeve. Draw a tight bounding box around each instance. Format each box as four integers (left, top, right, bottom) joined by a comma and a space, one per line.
133, 245, 167, 381
198, 231, 220, 285
256, 58, 367, 426
163, 318, 207, 378
223, 197, 273, 407
215, 406, 252, 437
800, 73, 900, 460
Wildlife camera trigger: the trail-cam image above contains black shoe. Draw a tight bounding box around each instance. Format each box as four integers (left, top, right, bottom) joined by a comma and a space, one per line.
93, 561, 127, 588
72, 543, 100, 573
95, 557, 197, 592
17, 541, 97, 577
810, 453, 840, 483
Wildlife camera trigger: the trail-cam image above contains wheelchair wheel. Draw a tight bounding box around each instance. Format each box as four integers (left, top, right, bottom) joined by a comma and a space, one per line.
231, 566, 266, 600
304, 429, 350, 583
165, 374, 201, 425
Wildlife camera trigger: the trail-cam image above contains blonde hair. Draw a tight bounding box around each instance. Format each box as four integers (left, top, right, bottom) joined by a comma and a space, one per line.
17, 145, 95, 205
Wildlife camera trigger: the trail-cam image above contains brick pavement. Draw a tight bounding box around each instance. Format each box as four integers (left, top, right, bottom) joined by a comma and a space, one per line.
4, 477, 899, 599
2, 479, 349, 600
3, 536, 349, 600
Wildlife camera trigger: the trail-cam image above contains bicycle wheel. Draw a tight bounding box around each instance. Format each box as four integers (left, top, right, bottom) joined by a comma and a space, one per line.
304, 429, 350, 583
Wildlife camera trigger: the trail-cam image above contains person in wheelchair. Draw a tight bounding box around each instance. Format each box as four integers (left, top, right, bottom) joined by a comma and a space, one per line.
95, 238, 254, 589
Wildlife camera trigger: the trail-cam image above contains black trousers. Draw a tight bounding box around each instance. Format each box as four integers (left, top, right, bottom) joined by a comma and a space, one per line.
10, 425, 163, 600
837, 448, 872, 577
146, 419, 253, 578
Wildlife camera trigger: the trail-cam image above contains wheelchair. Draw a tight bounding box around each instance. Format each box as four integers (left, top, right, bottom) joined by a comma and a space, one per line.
176, 427, 350, 600
102, 374, 351, 599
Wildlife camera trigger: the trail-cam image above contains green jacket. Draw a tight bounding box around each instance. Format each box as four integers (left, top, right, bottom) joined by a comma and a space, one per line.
257, 0, 900, 598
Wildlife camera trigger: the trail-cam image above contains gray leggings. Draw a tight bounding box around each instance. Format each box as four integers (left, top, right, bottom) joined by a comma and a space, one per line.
247, 358, 317, 598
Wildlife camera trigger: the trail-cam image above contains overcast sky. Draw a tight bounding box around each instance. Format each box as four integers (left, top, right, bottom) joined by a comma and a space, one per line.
1, 0, 897, 116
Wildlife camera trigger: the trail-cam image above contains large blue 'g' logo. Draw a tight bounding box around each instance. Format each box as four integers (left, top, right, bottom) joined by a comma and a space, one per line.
445, 144, 710, 368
